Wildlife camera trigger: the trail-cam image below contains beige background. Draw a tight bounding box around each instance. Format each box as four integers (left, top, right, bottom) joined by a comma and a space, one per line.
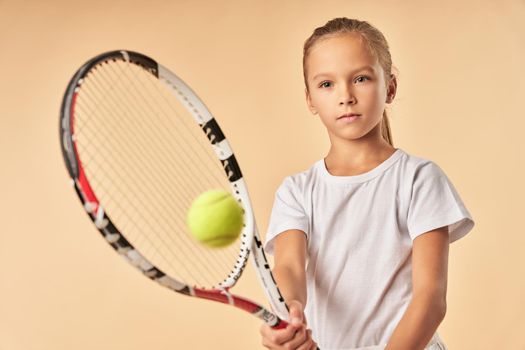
1, 0, 524, 349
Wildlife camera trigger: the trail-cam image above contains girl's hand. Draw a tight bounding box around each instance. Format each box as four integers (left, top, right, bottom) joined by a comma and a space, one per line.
259, 300, 318, 350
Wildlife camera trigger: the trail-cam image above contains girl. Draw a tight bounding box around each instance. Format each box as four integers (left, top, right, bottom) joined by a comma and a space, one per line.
259, 18, 475, 350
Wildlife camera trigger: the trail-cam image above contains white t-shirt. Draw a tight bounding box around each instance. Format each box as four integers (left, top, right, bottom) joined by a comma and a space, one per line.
264, 148, 475, 350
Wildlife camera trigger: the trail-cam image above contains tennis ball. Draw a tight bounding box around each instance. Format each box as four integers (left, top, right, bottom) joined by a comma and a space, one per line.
186, 189, 244, 248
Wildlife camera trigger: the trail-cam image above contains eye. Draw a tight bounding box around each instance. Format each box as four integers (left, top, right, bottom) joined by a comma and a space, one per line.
318, 81, 333, 88
355, 76, 370, 83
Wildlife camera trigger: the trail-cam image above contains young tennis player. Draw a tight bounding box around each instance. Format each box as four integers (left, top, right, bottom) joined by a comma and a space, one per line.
259, 18, 475, 350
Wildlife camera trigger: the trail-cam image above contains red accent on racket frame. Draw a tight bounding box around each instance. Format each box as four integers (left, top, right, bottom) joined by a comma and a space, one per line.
194, 288, 288, 329
70, 91, 101, 213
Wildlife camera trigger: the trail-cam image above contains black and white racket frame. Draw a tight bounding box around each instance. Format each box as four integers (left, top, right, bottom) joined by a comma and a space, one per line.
60, 50, 290, 329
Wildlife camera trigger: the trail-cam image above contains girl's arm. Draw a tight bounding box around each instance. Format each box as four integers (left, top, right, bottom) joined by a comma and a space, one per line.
272, 229, 308, 308
385, 226, 449, 350
260, 229, 317, 350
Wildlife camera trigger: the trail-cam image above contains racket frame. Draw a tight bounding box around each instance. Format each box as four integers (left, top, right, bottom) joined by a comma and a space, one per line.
60, 50, 289, 329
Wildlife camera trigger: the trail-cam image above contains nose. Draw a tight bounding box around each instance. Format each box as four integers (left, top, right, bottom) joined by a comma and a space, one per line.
338, 84, 356, 105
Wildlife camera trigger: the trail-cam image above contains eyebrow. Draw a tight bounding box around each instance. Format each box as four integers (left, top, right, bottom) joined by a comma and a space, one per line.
312, 65, 375, 81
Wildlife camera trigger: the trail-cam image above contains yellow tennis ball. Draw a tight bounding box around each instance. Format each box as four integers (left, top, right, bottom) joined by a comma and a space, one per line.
187, 189, 244, 248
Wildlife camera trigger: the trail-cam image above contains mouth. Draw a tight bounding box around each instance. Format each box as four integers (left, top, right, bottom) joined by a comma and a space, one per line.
337, 113, 361, 120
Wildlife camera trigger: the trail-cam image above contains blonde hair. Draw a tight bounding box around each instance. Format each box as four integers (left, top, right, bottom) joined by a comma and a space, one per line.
303, 17, 395, 146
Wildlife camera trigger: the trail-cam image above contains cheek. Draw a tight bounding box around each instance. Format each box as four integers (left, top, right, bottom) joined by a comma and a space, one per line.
309, 91, 329, 107
360, 82, 379, 95
361, 84, 385, 105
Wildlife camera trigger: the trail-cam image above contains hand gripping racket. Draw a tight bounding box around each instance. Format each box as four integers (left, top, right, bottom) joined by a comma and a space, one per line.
59, 50, 292, 333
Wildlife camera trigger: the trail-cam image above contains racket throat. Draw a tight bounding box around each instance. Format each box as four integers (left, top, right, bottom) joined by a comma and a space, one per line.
193, 288, 284, 327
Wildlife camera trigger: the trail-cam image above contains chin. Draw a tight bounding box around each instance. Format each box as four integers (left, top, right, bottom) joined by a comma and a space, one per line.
335, 127, 377, 141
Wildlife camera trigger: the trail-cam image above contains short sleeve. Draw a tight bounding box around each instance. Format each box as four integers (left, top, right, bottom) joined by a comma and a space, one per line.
264, 177, 309, 255
407, 161, 475, 243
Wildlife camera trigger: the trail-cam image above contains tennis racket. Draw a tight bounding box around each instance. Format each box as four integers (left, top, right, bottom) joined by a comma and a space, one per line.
59, 50, 291, 332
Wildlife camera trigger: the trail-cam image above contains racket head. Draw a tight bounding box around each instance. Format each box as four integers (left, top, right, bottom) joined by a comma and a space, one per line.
59, 49, 289, 324
59, 50, 254, 291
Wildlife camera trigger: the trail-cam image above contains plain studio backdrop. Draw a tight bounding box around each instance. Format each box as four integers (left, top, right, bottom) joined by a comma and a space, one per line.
0, 0, 523, 349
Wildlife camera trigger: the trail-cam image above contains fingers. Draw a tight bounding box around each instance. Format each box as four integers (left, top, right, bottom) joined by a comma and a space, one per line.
296, 338, 317, 350
260, 300, 315, 350
260, 322, 317, 350
281, 325, 308, 349
260, 322, 301, 349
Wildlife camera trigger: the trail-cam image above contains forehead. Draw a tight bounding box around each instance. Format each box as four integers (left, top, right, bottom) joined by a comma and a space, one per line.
306, 33, 380, 75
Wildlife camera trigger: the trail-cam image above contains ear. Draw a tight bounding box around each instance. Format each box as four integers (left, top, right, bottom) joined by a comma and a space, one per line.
386, 74, 397, 104
305, 88, 318, 115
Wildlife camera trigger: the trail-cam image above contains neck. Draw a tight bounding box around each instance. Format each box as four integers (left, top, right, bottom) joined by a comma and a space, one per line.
324, 124, 396, 173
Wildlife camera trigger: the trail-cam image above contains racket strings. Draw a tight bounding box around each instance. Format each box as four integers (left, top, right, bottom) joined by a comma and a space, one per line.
77, 64, 237, 286
91, 62, 239, 268
74, 116, 225, 281
114, 61, 227, 187
79, 70, 209, 213
73, 59, 245, 289
77, 66, 237, 280
74, 106, 234, 279
93, 62, 224, 190
84, 63, 229, 236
